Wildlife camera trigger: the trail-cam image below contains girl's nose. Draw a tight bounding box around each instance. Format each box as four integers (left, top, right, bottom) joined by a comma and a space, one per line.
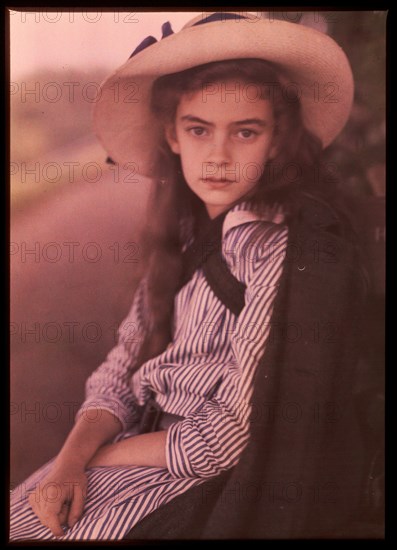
206, 135, 231, 165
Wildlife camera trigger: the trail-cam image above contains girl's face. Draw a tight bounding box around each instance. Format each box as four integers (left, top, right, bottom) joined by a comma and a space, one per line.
166, 78, 278, 219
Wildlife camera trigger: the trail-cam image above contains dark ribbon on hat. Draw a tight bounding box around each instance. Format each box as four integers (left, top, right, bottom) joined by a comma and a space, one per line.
129, 13, 247, 58
129, 20, 174, 57
106, 12, 247, 165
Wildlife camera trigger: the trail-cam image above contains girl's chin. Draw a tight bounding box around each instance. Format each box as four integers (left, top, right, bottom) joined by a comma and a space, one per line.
203, 199, 237, 217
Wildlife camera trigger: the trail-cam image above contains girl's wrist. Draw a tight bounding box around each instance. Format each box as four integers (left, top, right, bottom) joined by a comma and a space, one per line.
54, 445, 96, 471
53, 410, 122, 471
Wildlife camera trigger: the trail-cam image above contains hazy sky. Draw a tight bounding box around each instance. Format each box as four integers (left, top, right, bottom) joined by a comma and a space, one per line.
9, 10, 204, 79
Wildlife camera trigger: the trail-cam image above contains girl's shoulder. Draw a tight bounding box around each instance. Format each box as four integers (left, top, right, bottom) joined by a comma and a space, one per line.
222, 201, 287, 246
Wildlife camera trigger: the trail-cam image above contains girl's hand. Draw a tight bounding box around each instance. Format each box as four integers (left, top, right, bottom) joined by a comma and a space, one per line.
28, 464, 87, 538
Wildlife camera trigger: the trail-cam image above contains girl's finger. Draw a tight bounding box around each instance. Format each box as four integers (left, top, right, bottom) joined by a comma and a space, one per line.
59, 501, 70, 526
67, 484, 86, 528
41, 511, 65, 538
28, 488, 66, 537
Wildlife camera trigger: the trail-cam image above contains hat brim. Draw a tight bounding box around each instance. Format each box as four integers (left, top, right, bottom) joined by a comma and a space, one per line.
93, 17, 354, 177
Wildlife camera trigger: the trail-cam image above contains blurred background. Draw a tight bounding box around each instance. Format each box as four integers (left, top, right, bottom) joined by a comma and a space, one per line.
10, 10, 385, 536
10, 11, 205, 207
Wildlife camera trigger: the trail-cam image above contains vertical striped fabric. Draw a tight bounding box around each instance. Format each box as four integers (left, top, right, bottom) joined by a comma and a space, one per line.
10, 200, 289, 540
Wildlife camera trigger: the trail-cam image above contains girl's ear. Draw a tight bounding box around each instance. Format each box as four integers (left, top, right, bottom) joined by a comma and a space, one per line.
165, 124, 180, 155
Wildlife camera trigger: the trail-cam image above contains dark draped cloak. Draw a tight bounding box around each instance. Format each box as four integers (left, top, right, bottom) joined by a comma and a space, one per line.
125, 192, 368, 539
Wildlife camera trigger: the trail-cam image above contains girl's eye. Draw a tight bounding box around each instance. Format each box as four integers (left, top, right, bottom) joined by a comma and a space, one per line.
237, 129, 257, 139
188, 127, 208, 137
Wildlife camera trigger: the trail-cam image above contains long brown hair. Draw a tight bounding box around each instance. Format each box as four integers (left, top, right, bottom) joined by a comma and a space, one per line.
135, 58, 338, 368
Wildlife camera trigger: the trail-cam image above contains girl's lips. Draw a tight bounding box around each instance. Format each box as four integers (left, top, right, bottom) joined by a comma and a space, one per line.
202, 178, 234, 187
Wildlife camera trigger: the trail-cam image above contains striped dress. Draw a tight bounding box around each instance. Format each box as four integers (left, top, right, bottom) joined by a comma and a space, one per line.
10, 199, 288, 541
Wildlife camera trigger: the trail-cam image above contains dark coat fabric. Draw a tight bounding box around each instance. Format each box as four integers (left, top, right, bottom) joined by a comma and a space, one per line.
125, 192, 368, 539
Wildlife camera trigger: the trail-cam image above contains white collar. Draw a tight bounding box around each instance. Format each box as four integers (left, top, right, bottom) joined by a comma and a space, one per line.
179, 200, 286, 251
222, 200, 285, 240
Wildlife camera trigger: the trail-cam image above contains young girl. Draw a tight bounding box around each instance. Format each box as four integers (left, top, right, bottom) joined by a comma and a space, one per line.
10, 12, 367, 540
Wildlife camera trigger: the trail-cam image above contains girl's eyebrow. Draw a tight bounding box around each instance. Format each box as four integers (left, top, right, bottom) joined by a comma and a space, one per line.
180, 115, 213, 126
180, 115, 269, 127
232, 118, 269, 127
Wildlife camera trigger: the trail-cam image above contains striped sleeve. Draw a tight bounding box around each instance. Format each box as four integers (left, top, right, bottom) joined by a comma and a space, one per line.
165, 222, 289, 479
75, 276, 151, 431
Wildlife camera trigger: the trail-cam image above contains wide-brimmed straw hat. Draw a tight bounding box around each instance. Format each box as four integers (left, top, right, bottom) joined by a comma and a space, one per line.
93, 11, 354, 178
